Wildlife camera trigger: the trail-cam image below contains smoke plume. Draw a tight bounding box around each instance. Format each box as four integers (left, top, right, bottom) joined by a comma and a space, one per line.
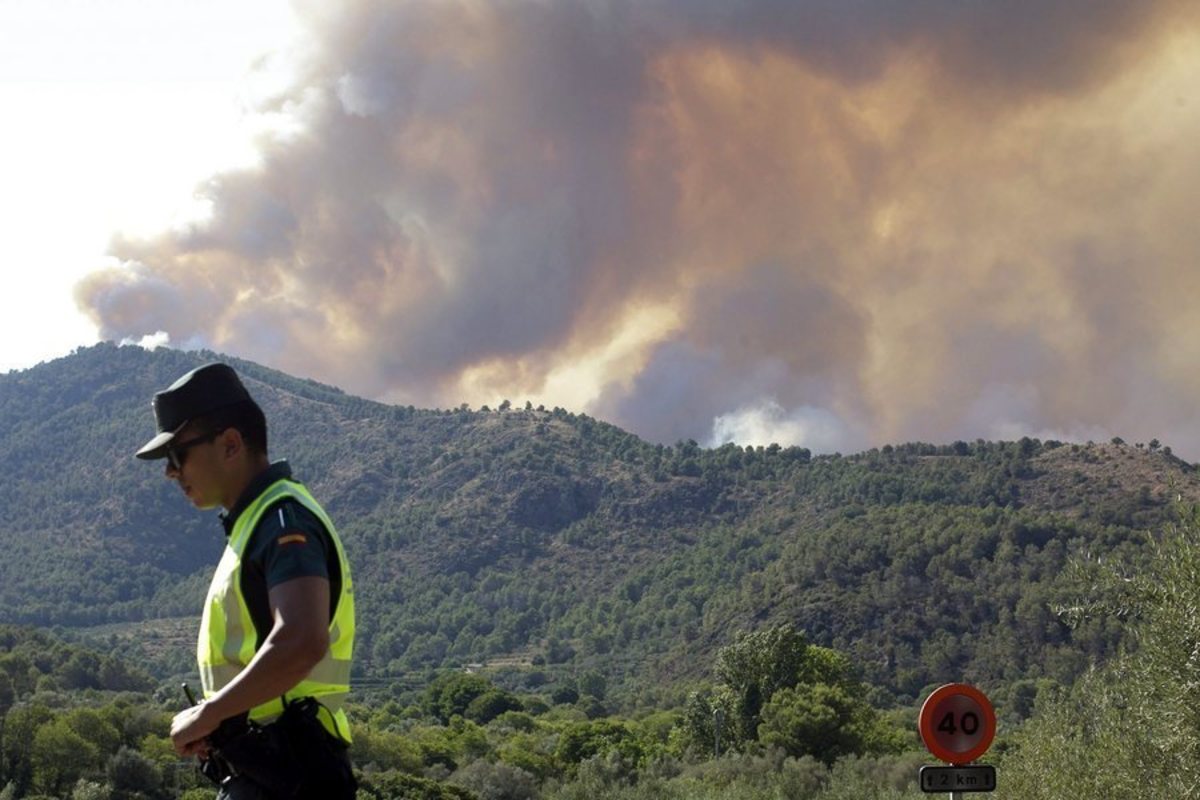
76, 0, 1200, 455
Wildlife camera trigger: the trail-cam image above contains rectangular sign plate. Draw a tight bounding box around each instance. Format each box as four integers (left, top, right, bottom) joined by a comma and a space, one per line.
919, 765, 996, 793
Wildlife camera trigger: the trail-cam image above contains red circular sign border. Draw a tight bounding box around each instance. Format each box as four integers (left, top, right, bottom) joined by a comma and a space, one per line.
918, 683, 996, 764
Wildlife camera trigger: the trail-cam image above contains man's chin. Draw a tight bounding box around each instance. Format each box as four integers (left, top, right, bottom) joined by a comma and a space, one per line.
183, 487, 218, 511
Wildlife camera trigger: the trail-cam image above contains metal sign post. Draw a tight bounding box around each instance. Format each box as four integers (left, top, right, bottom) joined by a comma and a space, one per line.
917, 684, 998, 796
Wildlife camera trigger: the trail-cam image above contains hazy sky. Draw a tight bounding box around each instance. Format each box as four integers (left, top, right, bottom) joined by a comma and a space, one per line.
0, 0, 298, 369
9, 2, 1200, 456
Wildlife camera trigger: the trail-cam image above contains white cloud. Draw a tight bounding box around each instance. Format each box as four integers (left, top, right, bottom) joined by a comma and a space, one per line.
120, 331, 172, 352
710, 399, 854, 453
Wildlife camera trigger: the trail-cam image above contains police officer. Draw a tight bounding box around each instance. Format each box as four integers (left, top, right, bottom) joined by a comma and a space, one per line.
136, 363, 356, 799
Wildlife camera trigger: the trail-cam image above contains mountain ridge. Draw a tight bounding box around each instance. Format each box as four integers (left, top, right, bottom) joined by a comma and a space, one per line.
1, 342, 1193, 708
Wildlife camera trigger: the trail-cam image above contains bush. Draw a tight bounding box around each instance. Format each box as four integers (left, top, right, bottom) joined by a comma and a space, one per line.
449, 760, 538, 800
178, 789, 217, 800
549, 751, 637, 800
353, 726, 425, 773
758, 683, 874, 765
999, 512, 1200, 798
554, 720, 640, 766
32, 718, 100, 795
489, 711, 536, 732
358, 769, 479, 800
496, 734, 557, 781
550, 686, 579, 705
106, 746, 161, 796
70, 780, 111, 800
464, 690, 523, 725
424, 674, 496, 724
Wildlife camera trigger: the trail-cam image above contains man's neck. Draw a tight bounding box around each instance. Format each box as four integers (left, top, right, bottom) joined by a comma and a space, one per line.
220, 456, 272, 511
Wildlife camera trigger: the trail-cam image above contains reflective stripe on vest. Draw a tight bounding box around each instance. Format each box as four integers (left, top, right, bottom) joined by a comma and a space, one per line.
197, 478, 355, 742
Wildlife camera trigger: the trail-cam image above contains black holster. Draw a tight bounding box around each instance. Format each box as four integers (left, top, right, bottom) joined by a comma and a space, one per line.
199, 699, 356, 800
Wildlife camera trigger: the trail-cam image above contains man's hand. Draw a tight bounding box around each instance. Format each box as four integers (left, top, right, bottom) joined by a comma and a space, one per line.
174, 576, 331, 759
171, 703, 218, 757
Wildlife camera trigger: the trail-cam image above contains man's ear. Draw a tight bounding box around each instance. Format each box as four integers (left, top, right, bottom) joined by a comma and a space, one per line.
220, 427, 245, 460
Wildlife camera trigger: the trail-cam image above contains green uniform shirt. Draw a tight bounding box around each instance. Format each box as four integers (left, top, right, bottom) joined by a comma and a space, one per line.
219, 461, 342, 649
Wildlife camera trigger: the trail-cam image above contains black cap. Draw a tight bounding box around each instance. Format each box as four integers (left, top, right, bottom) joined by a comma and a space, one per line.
135, 363, 253, 460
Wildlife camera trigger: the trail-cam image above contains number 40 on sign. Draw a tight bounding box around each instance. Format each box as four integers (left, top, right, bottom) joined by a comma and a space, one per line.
917, 683, 997, 794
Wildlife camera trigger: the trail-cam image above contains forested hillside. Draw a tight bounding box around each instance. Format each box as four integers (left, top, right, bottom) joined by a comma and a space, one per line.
1, 343, 1194, 709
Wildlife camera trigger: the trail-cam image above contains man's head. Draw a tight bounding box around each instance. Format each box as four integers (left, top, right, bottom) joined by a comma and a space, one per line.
137, 363, 269, 509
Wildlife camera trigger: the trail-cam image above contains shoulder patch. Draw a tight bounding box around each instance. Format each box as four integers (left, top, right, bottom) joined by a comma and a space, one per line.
277, 533, 307, 546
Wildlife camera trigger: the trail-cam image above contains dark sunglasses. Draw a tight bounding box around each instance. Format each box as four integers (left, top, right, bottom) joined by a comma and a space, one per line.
166, 430, 222, 471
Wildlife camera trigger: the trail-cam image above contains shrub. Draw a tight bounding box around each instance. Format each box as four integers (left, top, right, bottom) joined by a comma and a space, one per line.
449, 760, 538, 800
464, 690, 523, 725
999, 511, 1200, 798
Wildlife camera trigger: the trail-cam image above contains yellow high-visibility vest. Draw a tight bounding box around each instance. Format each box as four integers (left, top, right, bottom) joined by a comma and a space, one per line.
197, 478, 355, 742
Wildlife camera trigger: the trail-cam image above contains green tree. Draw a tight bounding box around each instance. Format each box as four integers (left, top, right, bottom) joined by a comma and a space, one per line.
59, 652, 101, 690
0, 674, 13, 718
351, 726, 424, 774
714, 624, 856, 743
757, 683, 873, 765
63, 709, 121, 759
554, 720, 639, 767
1, 703, 53, 794
424, 673, 496, 724
678, 684, 737, 756
496, 733, 556, 781
464, 690, 522, 725
679, 624, 871, 757
178, 790, 217, 800
576, 671, 606, 700
107, 746, 161, 798
31, 718, 100, 796
1000, 510, 1200, 798
357, 770, 478, 800
550, 685, 579, 705
70, 778, 112, 800
448, 759, 536, 800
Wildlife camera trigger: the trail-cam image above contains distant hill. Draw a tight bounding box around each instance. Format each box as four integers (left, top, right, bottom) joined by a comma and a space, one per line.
1, 343, 1195, 708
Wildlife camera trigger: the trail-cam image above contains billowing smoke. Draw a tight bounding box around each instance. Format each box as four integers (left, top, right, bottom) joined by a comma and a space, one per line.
76, 0, 1200, 455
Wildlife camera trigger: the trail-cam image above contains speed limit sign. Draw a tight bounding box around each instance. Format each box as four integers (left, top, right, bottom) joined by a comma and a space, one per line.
919, 683, 996, 764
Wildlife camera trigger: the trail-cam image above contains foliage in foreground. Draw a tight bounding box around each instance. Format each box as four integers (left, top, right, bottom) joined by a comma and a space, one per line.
997, 508, 1200, 799
15, 506, 1200, 798
2, 621, 929, 799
